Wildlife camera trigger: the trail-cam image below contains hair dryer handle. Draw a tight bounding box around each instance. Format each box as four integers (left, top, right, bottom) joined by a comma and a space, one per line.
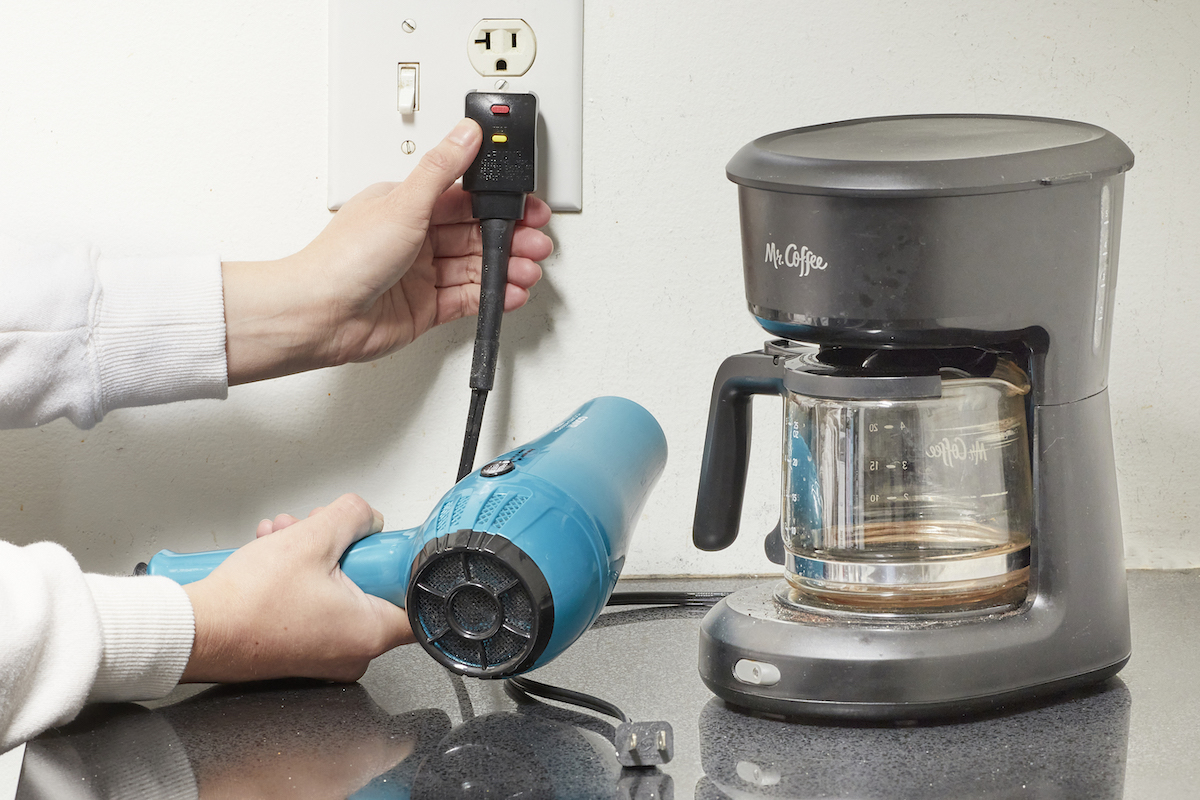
693, 350, 786, 551
145, 528, 423, 608
144, 548, 237, 585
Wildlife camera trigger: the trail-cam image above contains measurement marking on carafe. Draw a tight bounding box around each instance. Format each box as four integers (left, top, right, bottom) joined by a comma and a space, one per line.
979, 491, 1008, 498
883, 425, 895, 430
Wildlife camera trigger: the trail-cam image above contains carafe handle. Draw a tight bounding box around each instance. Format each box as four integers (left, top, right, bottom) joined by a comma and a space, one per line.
693, 350, 786, 551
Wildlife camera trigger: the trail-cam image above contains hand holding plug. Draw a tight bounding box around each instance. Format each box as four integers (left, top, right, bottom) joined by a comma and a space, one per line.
457, 91, 541, 479
221, 117, 553, 385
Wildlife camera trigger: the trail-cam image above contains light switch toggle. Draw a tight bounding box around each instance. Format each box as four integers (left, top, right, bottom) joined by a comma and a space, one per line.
398, 63, 419, 114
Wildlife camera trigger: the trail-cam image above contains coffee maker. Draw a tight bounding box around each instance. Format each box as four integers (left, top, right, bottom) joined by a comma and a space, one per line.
694, 115, 1134, 718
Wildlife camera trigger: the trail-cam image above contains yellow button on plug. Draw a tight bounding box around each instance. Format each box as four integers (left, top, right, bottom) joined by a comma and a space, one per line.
491, 133, 508, 144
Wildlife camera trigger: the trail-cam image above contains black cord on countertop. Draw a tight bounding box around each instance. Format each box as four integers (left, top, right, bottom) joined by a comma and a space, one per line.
606, 590, 728, 608
502, 589, 730, 727
506, 675, 630, 723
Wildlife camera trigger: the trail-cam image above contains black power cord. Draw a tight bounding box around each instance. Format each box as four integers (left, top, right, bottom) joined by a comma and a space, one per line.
503, 589, 728, 767
451, 91, 730, 766
606, 590, 730, 608
507, 675, 630, 724
457, 216, 517, 480
455, 91, 539, 482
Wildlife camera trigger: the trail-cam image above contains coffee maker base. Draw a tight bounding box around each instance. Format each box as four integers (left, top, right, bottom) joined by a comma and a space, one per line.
698, 582, 1130, 721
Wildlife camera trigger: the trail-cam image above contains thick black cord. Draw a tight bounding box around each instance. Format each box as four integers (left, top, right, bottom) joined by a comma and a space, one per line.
457, 218, 517, 481
606, 590, 729, 607
507, 676, 630, 724
457, 389, 489, 481
502, 591, 729, 725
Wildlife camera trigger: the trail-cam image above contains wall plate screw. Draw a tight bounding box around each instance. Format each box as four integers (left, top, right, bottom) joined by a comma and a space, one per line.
401, 19, 416, 33
494, 79, 509, 90
401, 140, 417, 155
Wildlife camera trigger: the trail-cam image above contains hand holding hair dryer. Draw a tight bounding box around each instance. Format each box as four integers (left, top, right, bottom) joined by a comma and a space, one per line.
145, 396, 667, 678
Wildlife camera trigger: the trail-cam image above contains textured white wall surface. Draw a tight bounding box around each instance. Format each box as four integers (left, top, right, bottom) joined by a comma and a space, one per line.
0, 1, 1197, 576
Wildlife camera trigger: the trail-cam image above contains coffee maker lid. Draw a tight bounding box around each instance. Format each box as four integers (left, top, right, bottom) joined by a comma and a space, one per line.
726, 114, 1135, 197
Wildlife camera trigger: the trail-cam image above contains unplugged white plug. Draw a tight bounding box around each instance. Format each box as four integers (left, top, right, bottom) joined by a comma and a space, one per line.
468, 19, 536, 77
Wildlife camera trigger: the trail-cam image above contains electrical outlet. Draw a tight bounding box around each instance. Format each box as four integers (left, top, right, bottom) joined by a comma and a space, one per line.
468, 19, 537, 77
329, 1, 583, 212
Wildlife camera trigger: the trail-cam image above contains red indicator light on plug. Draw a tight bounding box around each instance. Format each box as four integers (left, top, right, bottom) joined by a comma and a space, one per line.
491, 104, 511, 115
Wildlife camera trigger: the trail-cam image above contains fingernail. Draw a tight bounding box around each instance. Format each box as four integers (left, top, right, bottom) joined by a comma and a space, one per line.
371, 508, 385, 533
447, 118, 478, 146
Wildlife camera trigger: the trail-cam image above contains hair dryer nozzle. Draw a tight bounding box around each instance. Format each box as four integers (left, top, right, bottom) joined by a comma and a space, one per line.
408, 396, 667, 678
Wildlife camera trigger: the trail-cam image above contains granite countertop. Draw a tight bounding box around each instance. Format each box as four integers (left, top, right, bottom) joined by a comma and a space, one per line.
14, 570, 1199, 799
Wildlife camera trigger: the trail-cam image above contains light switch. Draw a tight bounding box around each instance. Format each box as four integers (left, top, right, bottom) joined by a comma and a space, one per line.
329, 1, 584, 212
397, 63, 419, 114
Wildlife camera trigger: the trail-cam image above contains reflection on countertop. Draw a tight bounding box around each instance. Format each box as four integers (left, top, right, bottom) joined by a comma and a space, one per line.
17, 680, 667, 800
697, 681, 1130, 799
15, 570, 1200, 799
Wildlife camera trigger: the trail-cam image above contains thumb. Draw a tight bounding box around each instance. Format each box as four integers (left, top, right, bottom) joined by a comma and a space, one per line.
397, 118, 482, 212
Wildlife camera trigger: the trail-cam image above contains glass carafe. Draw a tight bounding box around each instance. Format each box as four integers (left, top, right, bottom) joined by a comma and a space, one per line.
778, 358, 1033, 615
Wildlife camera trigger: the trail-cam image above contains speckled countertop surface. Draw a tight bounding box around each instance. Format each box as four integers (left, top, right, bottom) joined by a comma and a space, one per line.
15, 570, 1200, 799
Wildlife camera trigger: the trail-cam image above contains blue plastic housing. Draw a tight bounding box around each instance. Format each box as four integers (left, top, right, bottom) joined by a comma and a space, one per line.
147, 396, 667, 675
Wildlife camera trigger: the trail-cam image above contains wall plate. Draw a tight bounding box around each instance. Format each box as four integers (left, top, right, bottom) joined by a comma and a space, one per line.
329, 1, 583, 212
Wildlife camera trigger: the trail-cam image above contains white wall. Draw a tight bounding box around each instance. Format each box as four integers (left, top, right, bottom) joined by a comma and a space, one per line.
1, 0, 1196, 576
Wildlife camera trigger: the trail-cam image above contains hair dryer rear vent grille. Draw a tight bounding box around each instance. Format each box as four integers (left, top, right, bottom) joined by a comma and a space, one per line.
408, 532, 553, 678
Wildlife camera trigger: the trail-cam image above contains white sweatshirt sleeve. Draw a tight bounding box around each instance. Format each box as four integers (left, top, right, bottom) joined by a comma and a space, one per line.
0, 233, 228, 429
1, 233, 228, 750
0, 542, 195, 753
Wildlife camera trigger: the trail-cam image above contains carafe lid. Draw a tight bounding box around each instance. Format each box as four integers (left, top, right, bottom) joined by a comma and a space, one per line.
726, 115, 1134, 197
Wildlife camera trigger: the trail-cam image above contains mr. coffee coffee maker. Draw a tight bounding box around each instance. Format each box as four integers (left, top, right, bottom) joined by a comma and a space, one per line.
694, 115, 1134, 718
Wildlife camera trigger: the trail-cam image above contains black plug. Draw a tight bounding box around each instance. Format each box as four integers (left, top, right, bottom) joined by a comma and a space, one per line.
456, 91, 539, 481
463, 91, 538, 219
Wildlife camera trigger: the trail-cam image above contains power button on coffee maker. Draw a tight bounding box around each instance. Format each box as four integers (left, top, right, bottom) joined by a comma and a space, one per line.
733, 659, 781, 686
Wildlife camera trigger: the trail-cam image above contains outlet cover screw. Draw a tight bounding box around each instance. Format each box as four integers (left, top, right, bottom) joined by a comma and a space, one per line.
494, 79, 509, 90
401, 19, 416, 33
401, 140, 417, 155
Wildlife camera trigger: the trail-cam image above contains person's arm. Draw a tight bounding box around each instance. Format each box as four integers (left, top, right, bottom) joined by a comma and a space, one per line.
0, 236, 227, 430
0, 118, 552, 427
0, 494, 395, 754
220, 117, 551, 385
0, 541, 194, 752
0, 120, 552, 748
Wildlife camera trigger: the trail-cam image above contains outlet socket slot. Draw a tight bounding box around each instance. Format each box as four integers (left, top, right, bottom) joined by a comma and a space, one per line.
468, 18, 536, 77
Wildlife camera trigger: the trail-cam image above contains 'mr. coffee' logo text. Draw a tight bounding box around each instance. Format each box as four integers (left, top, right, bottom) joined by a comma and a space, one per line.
765, 242, 830, 277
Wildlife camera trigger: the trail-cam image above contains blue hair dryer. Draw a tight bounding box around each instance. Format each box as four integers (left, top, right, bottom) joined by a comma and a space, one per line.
145, 396, 667, 678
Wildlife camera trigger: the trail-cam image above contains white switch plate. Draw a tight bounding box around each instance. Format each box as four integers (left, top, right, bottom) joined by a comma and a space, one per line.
329, 0, 584, 212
